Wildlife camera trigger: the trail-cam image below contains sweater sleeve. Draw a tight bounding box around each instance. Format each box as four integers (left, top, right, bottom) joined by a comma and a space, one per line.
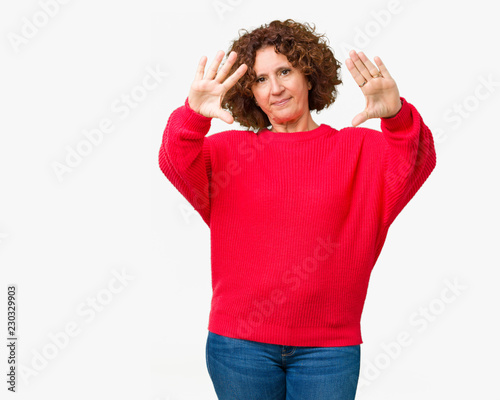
158, 97, 213, 226
378, 96, 437, 229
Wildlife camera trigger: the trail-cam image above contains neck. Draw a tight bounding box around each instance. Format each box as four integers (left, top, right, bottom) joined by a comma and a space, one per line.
270, 112, 319, 133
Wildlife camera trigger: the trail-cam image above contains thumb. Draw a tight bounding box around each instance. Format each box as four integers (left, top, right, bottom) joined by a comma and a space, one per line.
351, 110, 369, 127
216, 109, 234, 124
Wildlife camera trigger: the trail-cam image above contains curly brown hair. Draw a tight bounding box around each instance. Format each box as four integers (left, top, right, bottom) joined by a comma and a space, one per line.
221, 19, 343, 132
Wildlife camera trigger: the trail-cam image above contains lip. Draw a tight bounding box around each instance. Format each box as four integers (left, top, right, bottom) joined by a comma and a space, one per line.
272, 98, 291, 106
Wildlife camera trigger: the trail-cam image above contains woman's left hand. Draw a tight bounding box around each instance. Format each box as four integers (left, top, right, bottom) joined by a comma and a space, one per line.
345, 50, 402, 127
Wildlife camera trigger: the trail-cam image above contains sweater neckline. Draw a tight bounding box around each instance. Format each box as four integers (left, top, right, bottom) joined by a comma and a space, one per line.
257, 123, 333, 143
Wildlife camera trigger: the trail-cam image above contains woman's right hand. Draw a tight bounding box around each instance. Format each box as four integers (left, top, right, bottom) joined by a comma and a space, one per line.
188, 50, 248, 124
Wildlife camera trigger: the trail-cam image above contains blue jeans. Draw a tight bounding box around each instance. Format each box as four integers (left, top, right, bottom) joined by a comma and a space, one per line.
206, 331, 361, 400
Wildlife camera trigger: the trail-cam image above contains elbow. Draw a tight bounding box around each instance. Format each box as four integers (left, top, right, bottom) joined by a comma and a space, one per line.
158, 145, 175, 178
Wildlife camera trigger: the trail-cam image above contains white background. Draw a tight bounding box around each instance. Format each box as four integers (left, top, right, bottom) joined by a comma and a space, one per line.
1, 0, 499, 399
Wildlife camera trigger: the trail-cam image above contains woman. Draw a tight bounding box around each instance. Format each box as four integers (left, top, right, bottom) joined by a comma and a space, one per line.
159, 19, 436, 400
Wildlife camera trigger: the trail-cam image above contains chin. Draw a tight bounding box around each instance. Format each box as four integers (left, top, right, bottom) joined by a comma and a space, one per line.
272, 113, 300, 124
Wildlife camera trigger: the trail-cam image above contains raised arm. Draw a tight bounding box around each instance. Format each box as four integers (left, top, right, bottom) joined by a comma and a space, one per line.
379, 97, 436, 228
345, 50, 436, 228
158, 50, 248, 226
158, 100, 213, 225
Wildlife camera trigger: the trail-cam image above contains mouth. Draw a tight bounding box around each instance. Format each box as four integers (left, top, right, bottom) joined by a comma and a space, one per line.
272, 98, 291, 107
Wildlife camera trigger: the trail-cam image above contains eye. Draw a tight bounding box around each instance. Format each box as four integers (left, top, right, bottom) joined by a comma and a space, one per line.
256, 76, 266, 83
281, 68, 291, 76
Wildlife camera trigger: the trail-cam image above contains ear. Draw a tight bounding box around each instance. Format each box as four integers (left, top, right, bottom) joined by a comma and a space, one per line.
307, 81, 312, 90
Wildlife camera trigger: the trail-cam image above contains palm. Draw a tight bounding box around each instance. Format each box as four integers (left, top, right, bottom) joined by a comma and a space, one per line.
360, 74, 399, 119
188, 50, 248, 124
345, 50, 402, 127
189, 79, 228, 120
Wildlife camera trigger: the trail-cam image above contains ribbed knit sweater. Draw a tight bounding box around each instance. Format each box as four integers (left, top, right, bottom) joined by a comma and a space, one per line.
158, 96, 436, 347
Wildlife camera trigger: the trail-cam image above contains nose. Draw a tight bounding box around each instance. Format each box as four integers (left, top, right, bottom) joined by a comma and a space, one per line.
269, 76, 284, 96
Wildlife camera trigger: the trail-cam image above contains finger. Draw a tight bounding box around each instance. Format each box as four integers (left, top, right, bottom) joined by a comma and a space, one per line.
194, 55, 207, 81
345, 58, 366, 87
221, 63, 248, 90
205, 50, 225, 80
352, 110, 369, 127
349, 50, 371, 81
215, 51, 237, 83
358, 52, 382, 78
374, 56, 393, 80
216, 109, 234, 124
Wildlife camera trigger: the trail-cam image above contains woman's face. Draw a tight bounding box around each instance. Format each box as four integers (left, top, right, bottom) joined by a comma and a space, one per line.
251, 46, 312, 128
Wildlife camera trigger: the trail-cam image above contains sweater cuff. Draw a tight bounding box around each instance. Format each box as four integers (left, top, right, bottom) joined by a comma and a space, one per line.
184, 96, 213, 132
380, 97, 412, 135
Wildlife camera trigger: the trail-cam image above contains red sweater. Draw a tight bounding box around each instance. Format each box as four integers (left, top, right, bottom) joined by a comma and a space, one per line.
159, 96, 436, 347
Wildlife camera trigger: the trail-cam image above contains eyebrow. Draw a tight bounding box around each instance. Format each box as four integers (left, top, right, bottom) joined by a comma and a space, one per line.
255, 65, 292, 78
